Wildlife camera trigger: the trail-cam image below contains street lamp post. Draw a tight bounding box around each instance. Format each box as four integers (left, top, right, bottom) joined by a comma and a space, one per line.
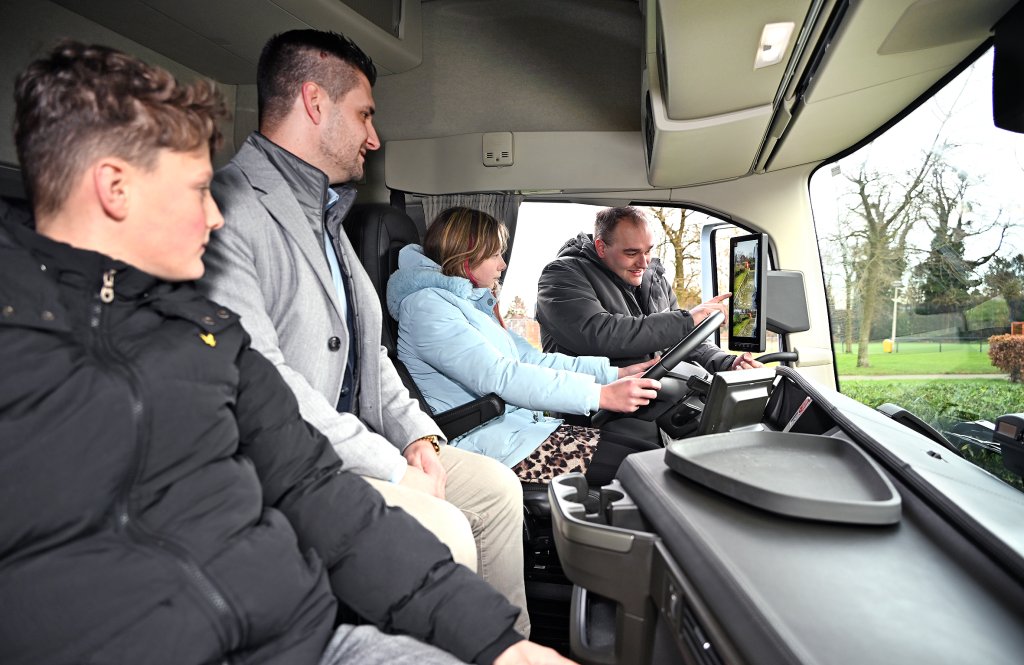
890, 283, 902, 353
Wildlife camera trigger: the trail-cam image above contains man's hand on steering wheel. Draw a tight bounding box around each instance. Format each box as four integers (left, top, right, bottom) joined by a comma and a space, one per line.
617, 357, 660, 378
689, 292, 731, 326
731, 351, 764, 370
599, 377, 661, 413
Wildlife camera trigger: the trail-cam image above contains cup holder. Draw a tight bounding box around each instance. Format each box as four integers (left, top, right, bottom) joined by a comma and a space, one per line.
550, 474, 643, 530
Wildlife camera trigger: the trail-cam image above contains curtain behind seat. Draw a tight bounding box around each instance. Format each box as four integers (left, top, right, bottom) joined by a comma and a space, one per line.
419, 194, 525, 286
420, 193, 524, 232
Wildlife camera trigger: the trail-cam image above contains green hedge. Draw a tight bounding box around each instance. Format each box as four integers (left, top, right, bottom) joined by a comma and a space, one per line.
841, 380, 1024, 425
989, 334, 1024, 382
841, 379, 1024, 489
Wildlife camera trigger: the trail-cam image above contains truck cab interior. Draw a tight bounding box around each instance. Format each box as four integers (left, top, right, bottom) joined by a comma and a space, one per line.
3, 1, 1024, 663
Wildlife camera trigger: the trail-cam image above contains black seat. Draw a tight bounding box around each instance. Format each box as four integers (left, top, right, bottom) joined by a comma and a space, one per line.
342, 203, 505, 439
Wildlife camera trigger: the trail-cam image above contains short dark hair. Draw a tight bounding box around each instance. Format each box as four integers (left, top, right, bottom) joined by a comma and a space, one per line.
14, 40, 226, 218
257, 29, 377, 131
595, 206, 648, 244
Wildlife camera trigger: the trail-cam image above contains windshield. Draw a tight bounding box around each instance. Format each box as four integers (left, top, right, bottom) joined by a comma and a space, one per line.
810, 48, 1024, 491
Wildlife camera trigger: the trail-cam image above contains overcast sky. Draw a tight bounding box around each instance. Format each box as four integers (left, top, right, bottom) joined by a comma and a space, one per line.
811, 49, 1024, 308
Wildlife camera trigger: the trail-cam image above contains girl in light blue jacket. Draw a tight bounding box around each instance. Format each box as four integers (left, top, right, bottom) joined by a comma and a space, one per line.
387, 207, 662, 484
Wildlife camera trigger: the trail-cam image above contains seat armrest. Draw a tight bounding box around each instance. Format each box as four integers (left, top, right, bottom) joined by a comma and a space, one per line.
435, 393, 505, 440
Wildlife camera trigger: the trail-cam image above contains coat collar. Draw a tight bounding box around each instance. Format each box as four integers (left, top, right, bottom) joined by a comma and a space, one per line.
387, 244, 495, 319
231, 132, 358, 315
2, 203, 161, 302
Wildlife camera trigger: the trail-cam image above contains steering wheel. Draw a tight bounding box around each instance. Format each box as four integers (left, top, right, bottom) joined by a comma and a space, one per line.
592, 310, 725, 427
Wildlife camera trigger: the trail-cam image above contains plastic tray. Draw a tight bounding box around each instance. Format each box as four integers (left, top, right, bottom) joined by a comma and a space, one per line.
665, 431, 901, 525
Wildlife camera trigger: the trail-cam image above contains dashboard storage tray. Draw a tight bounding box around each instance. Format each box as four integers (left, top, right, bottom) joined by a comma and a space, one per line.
664, 431, 901, 525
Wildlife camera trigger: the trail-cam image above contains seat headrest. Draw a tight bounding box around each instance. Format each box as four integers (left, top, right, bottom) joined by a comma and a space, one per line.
342, 203, 430, 408
343, 204, 420, 297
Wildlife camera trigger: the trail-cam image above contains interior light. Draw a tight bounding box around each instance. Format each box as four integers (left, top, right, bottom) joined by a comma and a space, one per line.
754, 22, 795, 69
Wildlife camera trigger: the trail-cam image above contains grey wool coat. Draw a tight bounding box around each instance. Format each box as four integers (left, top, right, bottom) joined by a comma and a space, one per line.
201, 132, 441, 480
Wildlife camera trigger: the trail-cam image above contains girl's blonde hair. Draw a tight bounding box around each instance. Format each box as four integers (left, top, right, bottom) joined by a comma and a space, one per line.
423, 206, 509, 285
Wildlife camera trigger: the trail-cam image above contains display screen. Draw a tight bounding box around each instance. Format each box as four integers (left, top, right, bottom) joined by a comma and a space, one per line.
728, 233, 767, 352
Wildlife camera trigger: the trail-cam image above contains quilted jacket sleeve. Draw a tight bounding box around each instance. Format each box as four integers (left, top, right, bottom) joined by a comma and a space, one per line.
509, 329, 617, 383
400, 291, 603, 415
537, 257, 735, 372
232, 344, 522, 664
536, 257, 696, 357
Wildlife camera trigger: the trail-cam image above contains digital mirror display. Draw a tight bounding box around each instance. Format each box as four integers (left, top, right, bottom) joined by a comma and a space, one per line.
728, 233, 767, 352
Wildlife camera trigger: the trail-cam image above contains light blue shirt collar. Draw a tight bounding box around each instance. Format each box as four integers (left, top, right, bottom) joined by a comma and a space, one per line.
323, 187, 347, 322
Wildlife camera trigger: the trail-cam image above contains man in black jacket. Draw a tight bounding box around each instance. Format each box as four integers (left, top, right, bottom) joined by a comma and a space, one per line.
536, 206, 760, 372
0, 41, 571, 665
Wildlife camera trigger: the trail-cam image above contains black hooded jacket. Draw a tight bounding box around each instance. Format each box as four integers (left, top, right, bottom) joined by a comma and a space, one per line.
0, 206, 520, 665
536, 233, 734, 371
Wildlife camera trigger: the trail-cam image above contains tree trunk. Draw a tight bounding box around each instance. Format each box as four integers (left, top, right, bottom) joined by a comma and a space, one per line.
857, 288, 877, 367
673, 243, 688, 306
843, 281, 855, 354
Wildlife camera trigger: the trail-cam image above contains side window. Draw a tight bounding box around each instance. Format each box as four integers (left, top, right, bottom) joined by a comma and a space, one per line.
809, 48, 1024, 490
501, 202, 778, 355
500, 203, 600, 350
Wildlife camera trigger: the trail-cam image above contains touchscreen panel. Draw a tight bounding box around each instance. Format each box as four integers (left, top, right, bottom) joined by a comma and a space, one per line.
728, 233, 767, 352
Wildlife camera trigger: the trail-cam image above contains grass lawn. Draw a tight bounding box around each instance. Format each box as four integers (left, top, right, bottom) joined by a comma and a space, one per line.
834, 341, 1000, 376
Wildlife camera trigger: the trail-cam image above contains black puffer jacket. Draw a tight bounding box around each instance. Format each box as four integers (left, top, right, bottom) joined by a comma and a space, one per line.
0, 208, 519, 665
536, 233, 734, 371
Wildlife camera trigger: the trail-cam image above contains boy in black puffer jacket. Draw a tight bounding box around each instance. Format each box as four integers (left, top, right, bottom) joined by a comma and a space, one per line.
0, 40, 573, 665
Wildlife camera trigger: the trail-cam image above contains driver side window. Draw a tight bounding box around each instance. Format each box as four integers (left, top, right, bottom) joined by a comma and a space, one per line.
502, 202, 780, 355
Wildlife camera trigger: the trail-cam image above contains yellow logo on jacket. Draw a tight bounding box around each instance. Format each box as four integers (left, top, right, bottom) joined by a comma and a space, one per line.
199, 332, 216, 347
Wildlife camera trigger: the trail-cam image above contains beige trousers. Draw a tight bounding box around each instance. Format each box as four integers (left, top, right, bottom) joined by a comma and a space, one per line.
364, 445, 530, 637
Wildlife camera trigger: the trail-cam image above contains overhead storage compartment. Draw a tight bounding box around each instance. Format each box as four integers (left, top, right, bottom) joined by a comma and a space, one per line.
641, 0, 812, 186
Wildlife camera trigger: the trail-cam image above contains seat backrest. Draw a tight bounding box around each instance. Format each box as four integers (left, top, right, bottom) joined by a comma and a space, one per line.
343, 203, 427, 405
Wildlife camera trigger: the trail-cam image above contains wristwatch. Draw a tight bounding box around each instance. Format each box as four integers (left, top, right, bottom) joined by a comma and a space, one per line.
418, 434, 440, 455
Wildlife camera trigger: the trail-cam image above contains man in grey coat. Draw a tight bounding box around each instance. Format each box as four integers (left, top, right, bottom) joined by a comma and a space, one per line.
536, 206, 760, 373
200, 30, 529, 635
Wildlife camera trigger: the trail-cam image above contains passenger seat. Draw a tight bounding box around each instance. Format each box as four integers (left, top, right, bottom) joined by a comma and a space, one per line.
342, 203, 505, 438
343, 203, 577, 651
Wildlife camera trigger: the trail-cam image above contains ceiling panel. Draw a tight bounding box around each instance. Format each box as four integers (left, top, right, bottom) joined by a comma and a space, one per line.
654, 0, 813, 120
52, 0, 423, 83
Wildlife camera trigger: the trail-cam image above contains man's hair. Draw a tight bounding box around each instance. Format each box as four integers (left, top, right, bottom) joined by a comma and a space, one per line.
14, 40, 226, 218
595, 206, 649, 244
424, 207, 509, 282
257, 29, 377, 131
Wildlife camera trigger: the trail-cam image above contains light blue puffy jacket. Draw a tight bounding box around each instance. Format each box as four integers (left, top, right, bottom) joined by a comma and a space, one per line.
387, 245, 618, 467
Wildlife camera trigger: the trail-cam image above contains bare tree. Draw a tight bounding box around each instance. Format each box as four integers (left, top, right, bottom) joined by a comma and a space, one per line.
824, 216, 860, 354
912, 160, 1009, 330
649, 207, 703, 308
842, 148, 939, 366
833, 78, 977, 366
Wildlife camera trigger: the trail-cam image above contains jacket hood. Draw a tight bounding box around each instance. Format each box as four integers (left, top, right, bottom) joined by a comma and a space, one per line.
387, 244, 493, 319
555, 232, 597, 261
554, 231, 667, 283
